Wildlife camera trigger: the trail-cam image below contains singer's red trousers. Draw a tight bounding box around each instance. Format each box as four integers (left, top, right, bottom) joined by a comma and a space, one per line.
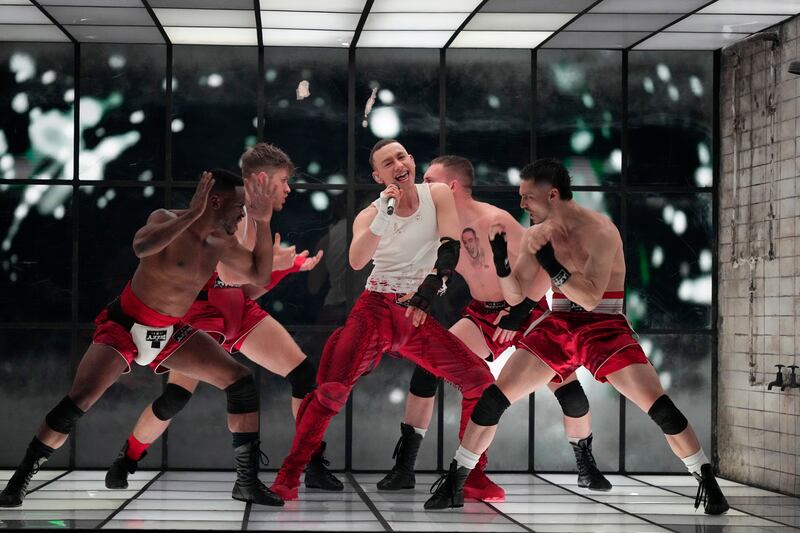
274, 291, 494, 485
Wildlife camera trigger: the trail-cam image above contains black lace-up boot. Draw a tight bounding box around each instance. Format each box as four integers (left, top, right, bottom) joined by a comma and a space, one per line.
377, 423, 423, 490
424, 460, 470, 510
231, 440, 283, 506
570, 434, 612, 491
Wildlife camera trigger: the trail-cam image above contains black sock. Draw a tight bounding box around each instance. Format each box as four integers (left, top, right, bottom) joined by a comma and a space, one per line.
27, 437, 55, 461
232, 432, 259, 448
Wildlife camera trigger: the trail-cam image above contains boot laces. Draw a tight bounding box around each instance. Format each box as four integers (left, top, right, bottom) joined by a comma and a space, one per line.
9, 459, 42, 494
694, 476, 707, 510
391, 435, 403, 460
258, 448, 270, 468
429, 463, 456, 500
576, 448, 597, 472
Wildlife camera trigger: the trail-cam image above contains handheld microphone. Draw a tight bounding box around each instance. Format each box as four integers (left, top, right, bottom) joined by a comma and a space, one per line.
387, 197, 396, 216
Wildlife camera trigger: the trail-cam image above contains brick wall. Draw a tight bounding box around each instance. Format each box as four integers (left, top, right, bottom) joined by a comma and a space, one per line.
718, 16, 800, 495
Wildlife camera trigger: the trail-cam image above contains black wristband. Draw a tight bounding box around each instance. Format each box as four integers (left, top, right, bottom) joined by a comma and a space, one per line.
497, 297, 537, 331
489, 232, 511, 278
535, 243, 571, 287
408, 274, 443, 312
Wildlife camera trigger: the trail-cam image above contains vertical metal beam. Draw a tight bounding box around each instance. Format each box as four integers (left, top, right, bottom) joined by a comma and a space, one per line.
162, 42, 173, 468
619, 48, 629, 474
70, 40, 81, 468
528, 48, 537, 473
255, 0, 265, 141
345, 46, 357, 471
711, 49, 721, 467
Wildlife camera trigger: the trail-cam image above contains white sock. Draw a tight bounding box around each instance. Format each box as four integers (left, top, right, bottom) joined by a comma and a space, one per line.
412, 426, 427, 438
682, 448, 708, 476
567, 436, 581, 444
453, 445, 480, 470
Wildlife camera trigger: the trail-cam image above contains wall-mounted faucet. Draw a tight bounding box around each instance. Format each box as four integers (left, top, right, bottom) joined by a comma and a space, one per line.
767, 364, 784, 390
782, 365, 799, 391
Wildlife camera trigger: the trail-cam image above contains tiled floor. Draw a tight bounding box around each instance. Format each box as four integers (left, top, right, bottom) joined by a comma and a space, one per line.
0, 470, 797, 531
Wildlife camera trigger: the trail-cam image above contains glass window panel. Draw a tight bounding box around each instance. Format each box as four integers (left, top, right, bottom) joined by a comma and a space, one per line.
353, 356, 439, 470
262, 188, 346, 327
444, 366, 529, 470
529, 191, 619, 471
355, 49, 439, 183
625, 193, 713, 330
168, 354, 256, 468
0, 329, 73, 468
78, 186, 164, 320
263, 48, 347, 185
261, 327, 345, 470
75, 328, 163, 469
446, 49, 531, 186
79, 44, 166, 181
628, 51, 714, 186
171, 45, 257, 178
625, 334, 712, 472
535, 368, 620, 472
537, 50, 622, 186
0, 184, 72, 322
0, 43, 74, 180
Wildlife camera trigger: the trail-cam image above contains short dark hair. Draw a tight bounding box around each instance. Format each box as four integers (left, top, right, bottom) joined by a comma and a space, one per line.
431, 155, 474, 189
241, 142, 294, 178
462, 227, 477, 237
369, 139, 401, 168
520, 158, 573, 200
209, 168, 243, 194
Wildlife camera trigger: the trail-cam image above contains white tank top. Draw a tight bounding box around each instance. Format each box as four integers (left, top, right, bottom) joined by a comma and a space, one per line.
365, 183, 439, 294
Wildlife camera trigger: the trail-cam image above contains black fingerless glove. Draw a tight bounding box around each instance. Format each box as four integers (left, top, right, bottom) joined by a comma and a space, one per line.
497, 297, 537, 331
408, 274, 444, 312
535, 243, 571, 287
489, 232, 511, 278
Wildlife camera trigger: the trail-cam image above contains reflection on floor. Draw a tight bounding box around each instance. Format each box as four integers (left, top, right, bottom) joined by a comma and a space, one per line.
0, 470, 797, 531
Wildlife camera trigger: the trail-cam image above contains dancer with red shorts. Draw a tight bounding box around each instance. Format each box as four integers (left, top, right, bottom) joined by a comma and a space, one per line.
269, 140, 495, 501
103, 144, 340, 493
425, 158, 729, 515
377, 156, 611, 502
0, 169, 284, 508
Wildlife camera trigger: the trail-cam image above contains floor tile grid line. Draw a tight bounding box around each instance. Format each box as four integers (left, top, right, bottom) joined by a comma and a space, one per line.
26, 469, 72, 496
626, 474, 799, 529
95, 470, 165, 530
532, 474, 679, 533
346, 472, 393, 532
481, 501, 537, 533
241, 501, 252, 531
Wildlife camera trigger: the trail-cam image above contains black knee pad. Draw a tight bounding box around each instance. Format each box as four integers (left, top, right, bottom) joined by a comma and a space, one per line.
45, 396, 85, 434
409, 366, 439, 398
152, 384, 194, 421
470, 384, 510, 426
287, 359, 316, 399
225, 373, 258, 414
648, 395, 688, 435
553, 380, 590, 418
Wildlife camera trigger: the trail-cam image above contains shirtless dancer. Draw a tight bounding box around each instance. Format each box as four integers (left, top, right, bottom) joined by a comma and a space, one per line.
103, 144, 341, 494
425, 159, 729, 515
0, 169, 284, 507
377, 156, 611, 502
269, 139, 494, 500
